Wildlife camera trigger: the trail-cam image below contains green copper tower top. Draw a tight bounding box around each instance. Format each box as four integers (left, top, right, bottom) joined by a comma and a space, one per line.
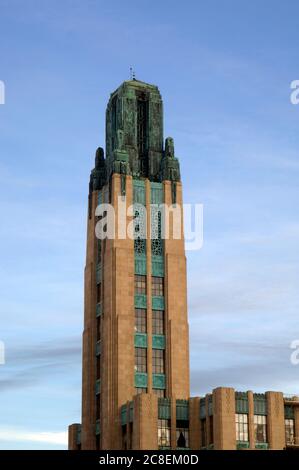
89, 78, 181, 191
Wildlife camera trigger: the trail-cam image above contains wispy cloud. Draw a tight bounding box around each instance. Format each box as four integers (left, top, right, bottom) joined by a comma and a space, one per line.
0, 337, 81, 392
0, 427, 67, 446
191, 360, 299, 396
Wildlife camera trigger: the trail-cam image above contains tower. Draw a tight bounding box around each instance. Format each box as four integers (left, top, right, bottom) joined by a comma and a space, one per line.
69, 78, 190, 450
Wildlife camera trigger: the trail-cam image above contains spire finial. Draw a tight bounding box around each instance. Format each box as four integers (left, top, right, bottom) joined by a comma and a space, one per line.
129, 66, 136, 80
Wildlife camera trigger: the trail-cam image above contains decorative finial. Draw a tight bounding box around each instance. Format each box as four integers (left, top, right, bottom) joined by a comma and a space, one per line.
129, 66, 136, 80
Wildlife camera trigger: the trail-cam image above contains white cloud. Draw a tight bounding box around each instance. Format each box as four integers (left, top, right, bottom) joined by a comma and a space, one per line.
0, 427, 67, 446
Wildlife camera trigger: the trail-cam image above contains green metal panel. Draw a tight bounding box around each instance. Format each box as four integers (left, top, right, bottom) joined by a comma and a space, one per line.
236, 441, 250, 449
152, 334, 165, 350
158, 398, 171, 419
96, 264, 102, 284
135, 254, 147, 275
106, 80, 164, 179
121, 405, 127, 426
97, 190, 103, 205
134, 333, 147, 348
150, 182, 164, 204
176, 399, 189, 420
96, 302, 102, 317
96, 340, 101, 356
152, 256, 164, 277
152, 296, 165, 310
90, 80, 181, 199
253, 393, 267, 415
153, 373, 166, 389
104, 186, 109, 203
284, 405, 295, 419
199, 398, 206, 419
236, 392, 249, 414
129, 402, 134, 422
95, 379, 101, 395
95, 420, 100, 435
133, 179, 146, 205
255, 443, 268, 449
134, 372, 148, 388
135, 294, 147, 309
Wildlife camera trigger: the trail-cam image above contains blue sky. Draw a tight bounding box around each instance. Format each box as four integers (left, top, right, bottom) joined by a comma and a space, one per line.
0, 0, 298, 449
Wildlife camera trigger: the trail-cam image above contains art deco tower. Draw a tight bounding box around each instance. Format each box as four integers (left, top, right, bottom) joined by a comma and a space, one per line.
69, 79, 190, 450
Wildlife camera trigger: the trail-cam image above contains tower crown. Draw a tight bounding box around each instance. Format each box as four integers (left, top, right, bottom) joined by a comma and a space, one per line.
106, 79, 163, 181
90, 79, 180, 190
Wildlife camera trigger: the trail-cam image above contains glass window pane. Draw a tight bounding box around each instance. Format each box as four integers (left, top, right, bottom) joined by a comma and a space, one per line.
235, 414, 249, 442
152, 310, 164, 335
135, 275, 147, 294
152, 277, 164, 296
135, 309, 147, 333
135, 347, 147, 372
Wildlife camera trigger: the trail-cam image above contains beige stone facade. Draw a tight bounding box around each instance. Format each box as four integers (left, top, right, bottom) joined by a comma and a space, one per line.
69, 388, 299, 450
69, 171, 190, 450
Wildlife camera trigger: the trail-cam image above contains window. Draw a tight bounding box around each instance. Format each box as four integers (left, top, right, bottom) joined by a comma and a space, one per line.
137, 96, 149, 177
137, 96, 148, 158
135, 275, 146, 294
235, 414, 249, 442
153, 388, 165, 398
254, 415, 267, 443
152, 277, 164, 296
97, 212, 107, 240
96, 357, 101, 379
96, 395, 101, 419
96, 283, 101, 303
97, 317, 101, 341
201, 419, 206, 447
135, 347, 147, 373
97, 239, 101, 264
135, 309, 147, 333
158, 419, 171, 447
111, 95, 117, 149
152, 310, 164, 335
135, 387, 147, 395
151, 210, 163, 256
285, 418, 295, 445
122, 425, 127, 450
134, 209, 146, 255
176, 420, 189, 448
152, 349, 165, 374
